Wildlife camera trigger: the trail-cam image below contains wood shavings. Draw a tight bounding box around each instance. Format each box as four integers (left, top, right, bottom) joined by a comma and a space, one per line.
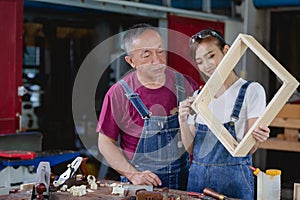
111, 184, 125, 197
68, 185, 87, 197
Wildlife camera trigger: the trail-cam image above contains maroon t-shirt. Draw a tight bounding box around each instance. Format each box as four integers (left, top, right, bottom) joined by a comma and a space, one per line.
97, 67, 198, 159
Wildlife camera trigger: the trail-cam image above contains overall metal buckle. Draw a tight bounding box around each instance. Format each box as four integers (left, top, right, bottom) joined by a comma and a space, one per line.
142, 112, 152, 119
230, 115, 239, 126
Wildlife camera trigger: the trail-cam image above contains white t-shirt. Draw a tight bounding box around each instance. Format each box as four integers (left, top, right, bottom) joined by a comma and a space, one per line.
188, 78, 266, 141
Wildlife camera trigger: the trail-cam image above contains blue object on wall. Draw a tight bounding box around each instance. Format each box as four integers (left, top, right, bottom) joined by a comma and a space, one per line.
253, 0, 300, 8
24, 0, 231, 14
0, 151, 80, 170
139, 0, 232, 10
24, 0, 105, 14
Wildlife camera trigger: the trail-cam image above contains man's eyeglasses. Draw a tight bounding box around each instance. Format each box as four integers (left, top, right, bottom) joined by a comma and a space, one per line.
190, 29, 226, 44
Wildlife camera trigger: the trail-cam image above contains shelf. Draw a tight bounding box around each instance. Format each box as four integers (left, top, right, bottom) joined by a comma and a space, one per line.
258, 138, 300, 152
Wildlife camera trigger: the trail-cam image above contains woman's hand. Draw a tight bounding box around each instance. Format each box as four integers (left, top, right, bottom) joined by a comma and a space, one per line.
252, 126, 270, 142
178, 97, 195, 124
178, 97, 197, 154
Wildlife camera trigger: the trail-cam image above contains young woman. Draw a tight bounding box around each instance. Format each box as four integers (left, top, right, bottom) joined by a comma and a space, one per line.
178, 28, 270, 199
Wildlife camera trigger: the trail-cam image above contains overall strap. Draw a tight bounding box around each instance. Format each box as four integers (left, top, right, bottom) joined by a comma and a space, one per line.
174, 72, 186, 106
230, 81, 252, 123
119, 80, 152, 119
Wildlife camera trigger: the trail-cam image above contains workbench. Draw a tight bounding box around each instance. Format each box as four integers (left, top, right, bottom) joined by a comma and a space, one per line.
0, 179, 206, 200
0, 183, 121, 200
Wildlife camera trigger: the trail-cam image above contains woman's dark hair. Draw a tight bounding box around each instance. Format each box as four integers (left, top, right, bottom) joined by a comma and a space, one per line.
189, 28, 227, 60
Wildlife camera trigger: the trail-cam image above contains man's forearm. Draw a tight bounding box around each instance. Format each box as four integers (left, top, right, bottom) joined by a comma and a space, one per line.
98, 133, 138, 178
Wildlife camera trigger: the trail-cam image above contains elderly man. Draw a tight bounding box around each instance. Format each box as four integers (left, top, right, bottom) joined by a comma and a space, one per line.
97, 23, 198, 190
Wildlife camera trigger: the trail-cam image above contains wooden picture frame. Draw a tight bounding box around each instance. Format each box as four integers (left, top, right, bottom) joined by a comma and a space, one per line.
294, 183, 300, 200
191, 34, 299, 157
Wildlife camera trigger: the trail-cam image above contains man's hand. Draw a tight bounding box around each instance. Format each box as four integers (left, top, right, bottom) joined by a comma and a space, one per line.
127, 170, 162, 186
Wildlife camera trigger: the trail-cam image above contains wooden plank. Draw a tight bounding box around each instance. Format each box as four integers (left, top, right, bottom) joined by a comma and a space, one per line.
259, 138, 300, 152
275, 104, 300, 119
235, 82, 298, 156
234, 34, 299, 155
284, 128, 299, 141
226, 34, 299, 156
270, 118, 300, 129
241, 35, 297, 83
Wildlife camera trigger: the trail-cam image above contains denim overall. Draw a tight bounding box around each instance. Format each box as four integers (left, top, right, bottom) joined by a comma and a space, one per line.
119, 72, 190, 190
188, 82, 254, 200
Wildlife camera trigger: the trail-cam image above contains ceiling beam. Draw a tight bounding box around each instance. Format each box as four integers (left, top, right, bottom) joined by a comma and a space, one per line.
28, 0, 237, 21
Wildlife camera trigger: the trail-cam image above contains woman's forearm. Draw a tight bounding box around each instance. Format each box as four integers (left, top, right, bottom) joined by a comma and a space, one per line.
180, 121, 195, 154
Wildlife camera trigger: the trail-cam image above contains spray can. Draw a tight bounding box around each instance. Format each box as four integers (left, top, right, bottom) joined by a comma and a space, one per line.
251, 167, 281, 200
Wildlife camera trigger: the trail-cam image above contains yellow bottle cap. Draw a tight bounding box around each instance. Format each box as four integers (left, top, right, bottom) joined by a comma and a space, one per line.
253, 168, 261, 176
266, 169, 281, 176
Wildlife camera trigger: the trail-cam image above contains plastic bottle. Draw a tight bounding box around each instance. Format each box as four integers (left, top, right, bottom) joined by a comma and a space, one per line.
263, 169, 281, 200
251, 167, 281, 200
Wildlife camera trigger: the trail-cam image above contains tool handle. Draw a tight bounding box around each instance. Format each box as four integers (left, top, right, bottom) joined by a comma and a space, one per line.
203, 187, 227, 200
79, 157, 89, 180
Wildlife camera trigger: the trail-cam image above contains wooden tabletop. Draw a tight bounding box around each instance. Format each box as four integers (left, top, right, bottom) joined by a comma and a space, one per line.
0, 180, 203, 200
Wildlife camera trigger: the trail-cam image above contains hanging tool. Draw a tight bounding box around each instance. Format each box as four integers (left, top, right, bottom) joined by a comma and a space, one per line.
53, 156, 83, 187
